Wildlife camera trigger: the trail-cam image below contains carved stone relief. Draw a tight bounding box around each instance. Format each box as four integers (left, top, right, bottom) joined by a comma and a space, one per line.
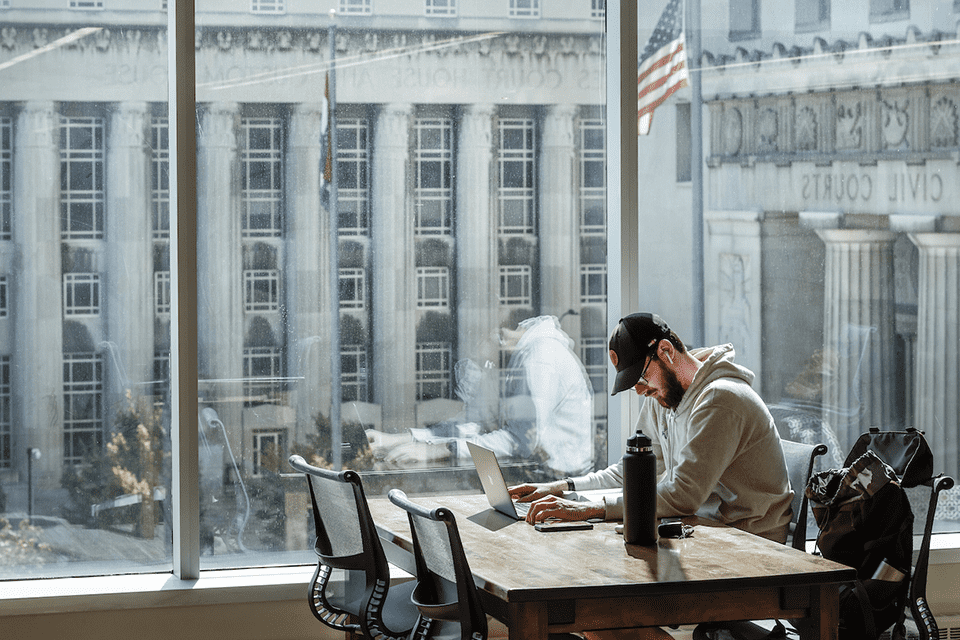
881, 97, 910, 150
930, 94, 958, 148
723, 107, 743, 155
757, 106, 778, 153
796, 105, 818, 151
836, 97, 864, 151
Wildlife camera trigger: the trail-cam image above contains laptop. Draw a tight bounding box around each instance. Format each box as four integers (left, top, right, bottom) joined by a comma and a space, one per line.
466, 441, 534, 519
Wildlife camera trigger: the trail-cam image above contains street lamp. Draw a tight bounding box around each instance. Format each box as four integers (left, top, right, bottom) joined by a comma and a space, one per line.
26, 447, 41, 519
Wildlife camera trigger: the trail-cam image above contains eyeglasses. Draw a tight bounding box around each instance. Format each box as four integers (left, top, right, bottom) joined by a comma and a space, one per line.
636, 353, 656, 387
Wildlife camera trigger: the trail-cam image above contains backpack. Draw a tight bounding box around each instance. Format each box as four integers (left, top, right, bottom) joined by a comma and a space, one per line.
805, 449, 914, 640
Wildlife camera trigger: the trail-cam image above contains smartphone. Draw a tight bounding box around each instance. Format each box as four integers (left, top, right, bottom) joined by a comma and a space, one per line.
534, 521, 594, 532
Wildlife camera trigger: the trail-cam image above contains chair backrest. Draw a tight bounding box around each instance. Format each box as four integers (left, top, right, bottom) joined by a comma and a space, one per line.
288, 454, 393, 638
780, 439, 828, 550
388, 488, 487, 640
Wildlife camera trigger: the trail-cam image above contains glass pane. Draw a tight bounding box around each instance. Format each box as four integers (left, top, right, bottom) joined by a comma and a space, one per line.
640, 0, 959, 535
190, 4, 606, 569
0, 7, 173, 579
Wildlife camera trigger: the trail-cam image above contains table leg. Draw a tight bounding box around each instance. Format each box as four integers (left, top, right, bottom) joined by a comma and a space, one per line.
800, 583, 840, 640
507, 601, 549, 639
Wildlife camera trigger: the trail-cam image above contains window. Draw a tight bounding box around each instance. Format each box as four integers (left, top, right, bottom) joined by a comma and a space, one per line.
339, 268, 366, 310
0, 356, 9, 468
580, 264, 606, 305
416, 342, 451, 400
498, 118, 536, 234
241, 117, 283, 239
871, 0, 908, 22
151, 117, 169, 240
414, 117, 453, 236
339, 0, 371, 15
580, 118, 606, 234
580, 338, 607, 394
252, 430, 284, 476
154, 271, 171, 316
341, 345, 369, 403
153, 351, 169, 398
337, 117, 370, 236
0, 275, 6, 318
676, 103, 691, 183
499, 265, 532, 307
62, 354, 103, 466
63, 273, 100, 317
0, 117, 10, 241
590, 0, 605, 19
60, 117, 104, 240
796, 0, 830, 31
243, 347, 283, 405
244, 269, 280, 313
250, 0, 283, 13
508, 0, 540, 18
417, 266, 450, 309
730, 0, 760, 40
425, 0, 456, 16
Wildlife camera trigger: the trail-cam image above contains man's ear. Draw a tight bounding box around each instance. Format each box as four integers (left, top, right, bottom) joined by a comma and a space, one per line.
658, 340, 675, 365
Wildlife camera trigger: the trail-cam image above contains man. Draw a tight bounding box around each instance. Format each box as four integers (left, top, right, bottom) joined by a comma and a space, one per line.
509, 312, 792, 543
367, 315, 594, 477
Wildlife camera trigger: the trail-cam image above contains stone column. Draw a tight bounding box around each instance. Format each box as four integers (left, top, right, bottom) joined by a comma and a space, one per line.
13, 101, 63, 483
909, 233, 960, 480
105, 102, 153, 408
539, 104, 581, 339
285, 103, 328, 441
456, 104, 498, 366
196, 103, 243, 425
817, 229, 898, 453
371, 104, 416, 432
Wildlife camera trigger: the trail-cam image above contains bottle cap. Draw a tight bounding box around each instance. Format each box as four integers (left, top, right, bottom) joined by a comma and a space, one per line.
626, 430, 652, 452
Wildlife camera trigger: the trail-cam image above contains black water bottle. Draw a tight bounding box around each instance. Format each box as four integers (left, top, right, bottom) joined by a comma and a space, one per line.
623, 429, 657, 545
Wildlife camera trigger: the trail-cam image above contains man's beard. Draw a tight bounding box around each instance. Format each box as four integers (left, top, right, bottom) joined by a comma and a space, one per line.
661, 366, 685, 410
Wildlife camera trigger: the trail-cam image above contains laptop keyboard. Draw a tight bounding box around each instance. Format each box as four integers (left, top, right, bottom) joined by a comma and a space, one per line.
514, 500, 531, 516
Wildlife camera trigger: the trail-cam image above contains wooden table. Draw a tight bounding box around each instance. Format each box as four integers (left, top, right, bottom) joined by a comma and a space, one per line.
369, 494, 855, 640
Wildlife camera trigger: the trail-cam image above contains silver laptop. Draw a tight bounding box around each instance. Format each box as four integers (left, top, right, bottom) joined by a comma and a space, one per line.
466, 441, 533, 520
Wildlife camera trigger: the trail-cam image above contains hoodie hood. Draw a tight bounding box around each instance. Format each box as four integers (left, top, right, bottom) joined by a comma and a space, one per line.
515, 315, 575, 352
675, 344, 755, 414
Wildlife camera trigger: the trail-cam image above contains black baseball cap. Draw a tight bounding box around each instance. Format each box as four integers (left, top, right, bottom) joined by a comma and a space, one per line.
609, 313, 672, 395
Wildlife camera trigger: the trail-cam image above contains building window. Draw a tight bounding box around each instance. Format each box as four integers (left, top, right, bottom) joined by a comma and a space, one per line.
63, 353, 103, 465
60, 116, 105, 240
590, 0, 605, 19
337, 117, 370, 236
580, 264, 606, 305
580, 337, 607, 394
425, 0, 455, 15
251, 0, 283, 13
499, 265, 532, 307
339, 0, 371, 15
241, 117, 284, 239
416, 342, 451, 400
151, 117, 169, 240
244, 269, 280, 313
153, 351, 170, 398
339, 268, 366, 310
508, 0, 540, 18
414, 117, 453, 236
252, 430, 284, 476
0, 0, 9, 8
796, 0, 830, 31
580, 118, 606, 234
676, 103, 691, 183
1, 117, 10, 241
341, 345, 369, 402
417, 266, 450, 309
243, 347, 283, 405
730, 0, 760, 40
154, 271, 171, 316
0, 275, 6, 318
63, 273, 100, 317
871, 0, 908, 22
498, 118, 536, 235
0, 356, 9, 468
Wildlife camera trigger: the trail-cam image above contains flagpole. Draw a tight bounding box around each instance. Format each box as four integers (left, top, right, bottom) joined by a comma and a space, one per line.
328, 10, 342, 470
688, 0, 705, 347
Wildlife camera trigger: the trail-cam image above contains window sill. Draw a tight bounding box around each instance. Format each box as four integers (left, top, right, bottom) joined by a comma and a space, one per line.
1, 534, 958, 618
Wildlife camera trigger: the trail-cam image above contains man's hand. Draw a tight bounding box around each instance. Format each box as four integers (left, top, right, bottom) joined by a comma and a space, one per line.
522, 495, 605, 524
508, 480, 567, 503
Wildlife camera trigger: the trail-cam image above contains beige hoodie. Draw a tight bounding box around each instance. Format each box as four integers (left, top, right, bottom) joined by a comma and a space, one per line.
573, 344, 792, 542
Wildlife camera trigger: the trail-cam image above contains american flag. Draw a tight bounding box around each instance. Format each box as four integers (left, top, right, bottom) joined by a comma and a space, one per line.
638, 0, 689, 135
320, 72, 332, 208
